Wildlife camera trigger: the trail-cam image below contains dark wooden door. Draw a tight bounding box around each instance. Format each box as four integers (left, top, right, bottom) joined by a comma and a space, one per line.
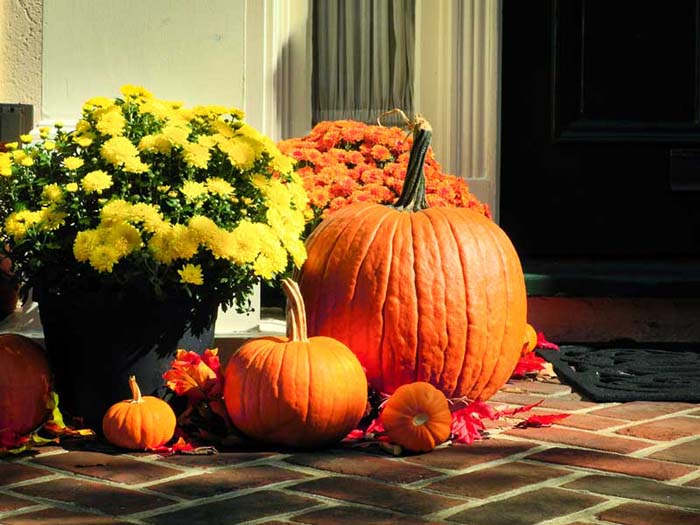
500, 1, 700, 263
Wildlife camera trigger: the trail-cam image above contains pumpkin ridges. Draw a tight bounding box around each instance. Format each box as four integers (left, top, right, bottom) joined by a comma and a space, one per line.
430, 207, 470, 397
302, 204, 368, 336
381, 212, 418, 392
467, 215, 510, 399
481, 227, 527, 398
314, 204, 389, 347
410, 210, 448, 387
449, 210, 490, 397
344, 208, 396, 382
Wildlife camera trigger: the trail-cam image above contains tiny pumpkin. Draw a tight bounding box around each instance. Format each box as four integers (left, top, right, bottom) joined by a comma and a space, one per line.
224, 278, 368, 448
381, 381, 452, 452
0, 334, 51, 436
521, 323, 538, 356
102, 376, 176, 450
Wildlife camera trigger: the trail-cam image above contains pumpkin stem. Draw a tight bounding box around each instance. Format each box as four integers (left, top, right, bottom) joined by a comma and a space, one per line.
128, 375, 144, 404
393, 114, 432, 212
281, 278, 309, 342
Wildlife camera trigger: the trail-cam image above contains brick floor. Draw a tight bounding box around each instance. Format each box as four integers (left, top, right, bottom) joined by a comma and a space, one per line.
1, 376, 699, 525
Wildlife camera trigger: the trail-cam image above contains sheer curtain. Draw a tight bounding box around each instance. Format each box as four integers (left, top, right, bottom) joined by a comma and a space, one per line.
312, 0, 415, 124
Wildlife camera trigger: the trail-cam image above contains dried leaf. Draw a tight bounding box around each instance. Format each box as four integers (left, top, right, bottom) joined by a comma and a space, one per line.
516, 413, 570, 428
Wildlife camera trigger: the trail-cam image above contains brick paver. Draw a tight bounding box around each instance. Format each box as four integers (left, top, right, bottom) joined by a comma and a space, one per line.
0, 507, 134, 524
290, 476, 464, 515
401, 438, 539, 470
589, 401, 698, 420
615, 417, 700, 441
564, 475, 700, 510
648, 438, 700, 465
290, 506, 444, 525
597, 502, 700, 525
10, 477, 175, 515
425, 461, 570, 498
527, 447, 695, 481
0, 462, 51, 487
2, 376, 700, 525
148, 465, 308, 499
285, 449, 441, 483
30, 450, 183, 485
144, 490, 319, 524
447, 487, 606, 525
505, 426, 652, 454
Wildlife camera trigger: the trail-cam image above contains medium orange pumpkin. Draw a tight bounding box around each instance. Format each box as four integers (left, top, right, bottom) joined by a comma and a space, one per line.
298, 116, 527, 400
102, 376, 176, 450
381, 381, 452, 452
0, 334, 51, 436
224, 278, 368, 448
521, 323, 538, 356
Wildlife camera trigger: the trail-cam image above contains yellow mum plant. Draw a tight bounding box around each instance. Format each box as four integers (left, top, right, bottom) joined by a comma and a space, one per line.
0, 85, 308, 329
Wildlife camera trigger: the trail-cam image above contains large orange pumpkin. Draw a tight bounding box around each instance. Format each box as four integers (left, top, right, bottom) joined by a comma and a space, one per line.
298, 116, 527, 400
224, 279, 367, 448
0, 334, 51, 436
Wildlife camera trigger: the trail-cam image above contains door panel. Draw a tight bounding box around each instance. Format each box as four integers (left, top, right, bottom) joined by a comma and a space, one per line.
501, 0, 700, 259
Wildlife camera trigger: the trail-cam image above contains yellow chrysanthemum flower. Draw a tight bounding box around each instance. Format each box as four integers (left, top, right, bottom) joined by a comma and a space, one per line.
89, 245, 121, 273
19, 134, 33, 144
178, 263, 203, 285
148, 223, 198, 264
218, 137, 256, 170
41, 183, 62, 203
65, 183, 79, 192
81, 170, 113, 194
101, 199, 133, 225
196, 135, 216, 150
139, 99, 178, 120
105, 223, 142, 256
180, 181, 208, 202
182, 142, 210, 169
226, 221, 262, 264
162, 124, 190, 146
187, 215, 218, 244
0, 153, 13, 176
74, 135, 94, 148
43, 140, 56, 151
206, 177, 233, 196
95, 106, 126, 137
120, 84, 153, 102
131, 203, 165, 233
63, 157, 84, 171
101, 136, 149, 173
20, 157, 34, 167
82, 96, 115, 111
73, 230, 100, 262
4, 210, 43, 240
39, 207, 67, 231
11, 150, 25, 162
4, 142, 17, 151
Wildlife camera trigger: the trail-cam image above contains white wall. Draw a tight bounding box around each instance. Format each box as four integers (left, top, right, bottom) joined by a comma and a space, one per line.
0, 0, 43, 121
42, 0, 247, 122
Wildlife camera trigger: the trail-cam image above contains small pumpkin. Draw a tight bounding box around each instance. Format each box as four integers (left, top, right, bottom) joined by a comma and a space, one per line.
0, 334, 51, 436
521, 323, 538, 356
224, 278, 368, 448
299, 115, 527, 400
102, 376, 176, 450
381, 381, 452, 452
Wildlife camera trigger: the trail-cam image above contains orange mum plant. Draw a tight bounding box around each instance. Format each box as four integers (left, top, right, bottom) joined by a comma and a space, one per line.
278, 119, 491, 232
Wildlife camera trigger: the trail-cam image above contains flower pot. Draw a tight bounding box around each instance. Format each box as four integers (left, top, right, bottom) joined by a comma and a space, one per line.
36, 284, 218, 430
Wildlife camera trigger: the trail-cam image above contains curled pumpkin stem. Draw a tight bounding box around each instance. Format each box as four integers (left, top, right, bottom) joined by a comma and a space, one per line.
128, 376, 144, 404
281, 278, 309, 343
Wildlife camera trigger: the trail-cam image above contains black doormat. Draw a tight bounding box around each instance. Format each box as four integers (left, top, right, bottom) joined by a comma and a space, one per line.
536, 345, 700, 402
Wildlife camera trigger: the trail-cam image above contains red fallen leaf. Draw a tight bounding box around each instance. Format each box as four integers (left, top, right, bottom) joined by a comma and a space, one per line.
365, 418, 385, 436
512, 352, 547, 377
500, 400, 544, 417
536, 332, 560, 350
163, 348, 222, 402
516, 413, 570, 428
344, 429, 365, 441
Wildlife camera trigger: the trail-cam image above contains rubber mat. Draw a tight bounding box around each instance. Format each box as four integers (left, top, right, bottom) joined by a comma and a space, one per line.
536, 345, 700, 402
